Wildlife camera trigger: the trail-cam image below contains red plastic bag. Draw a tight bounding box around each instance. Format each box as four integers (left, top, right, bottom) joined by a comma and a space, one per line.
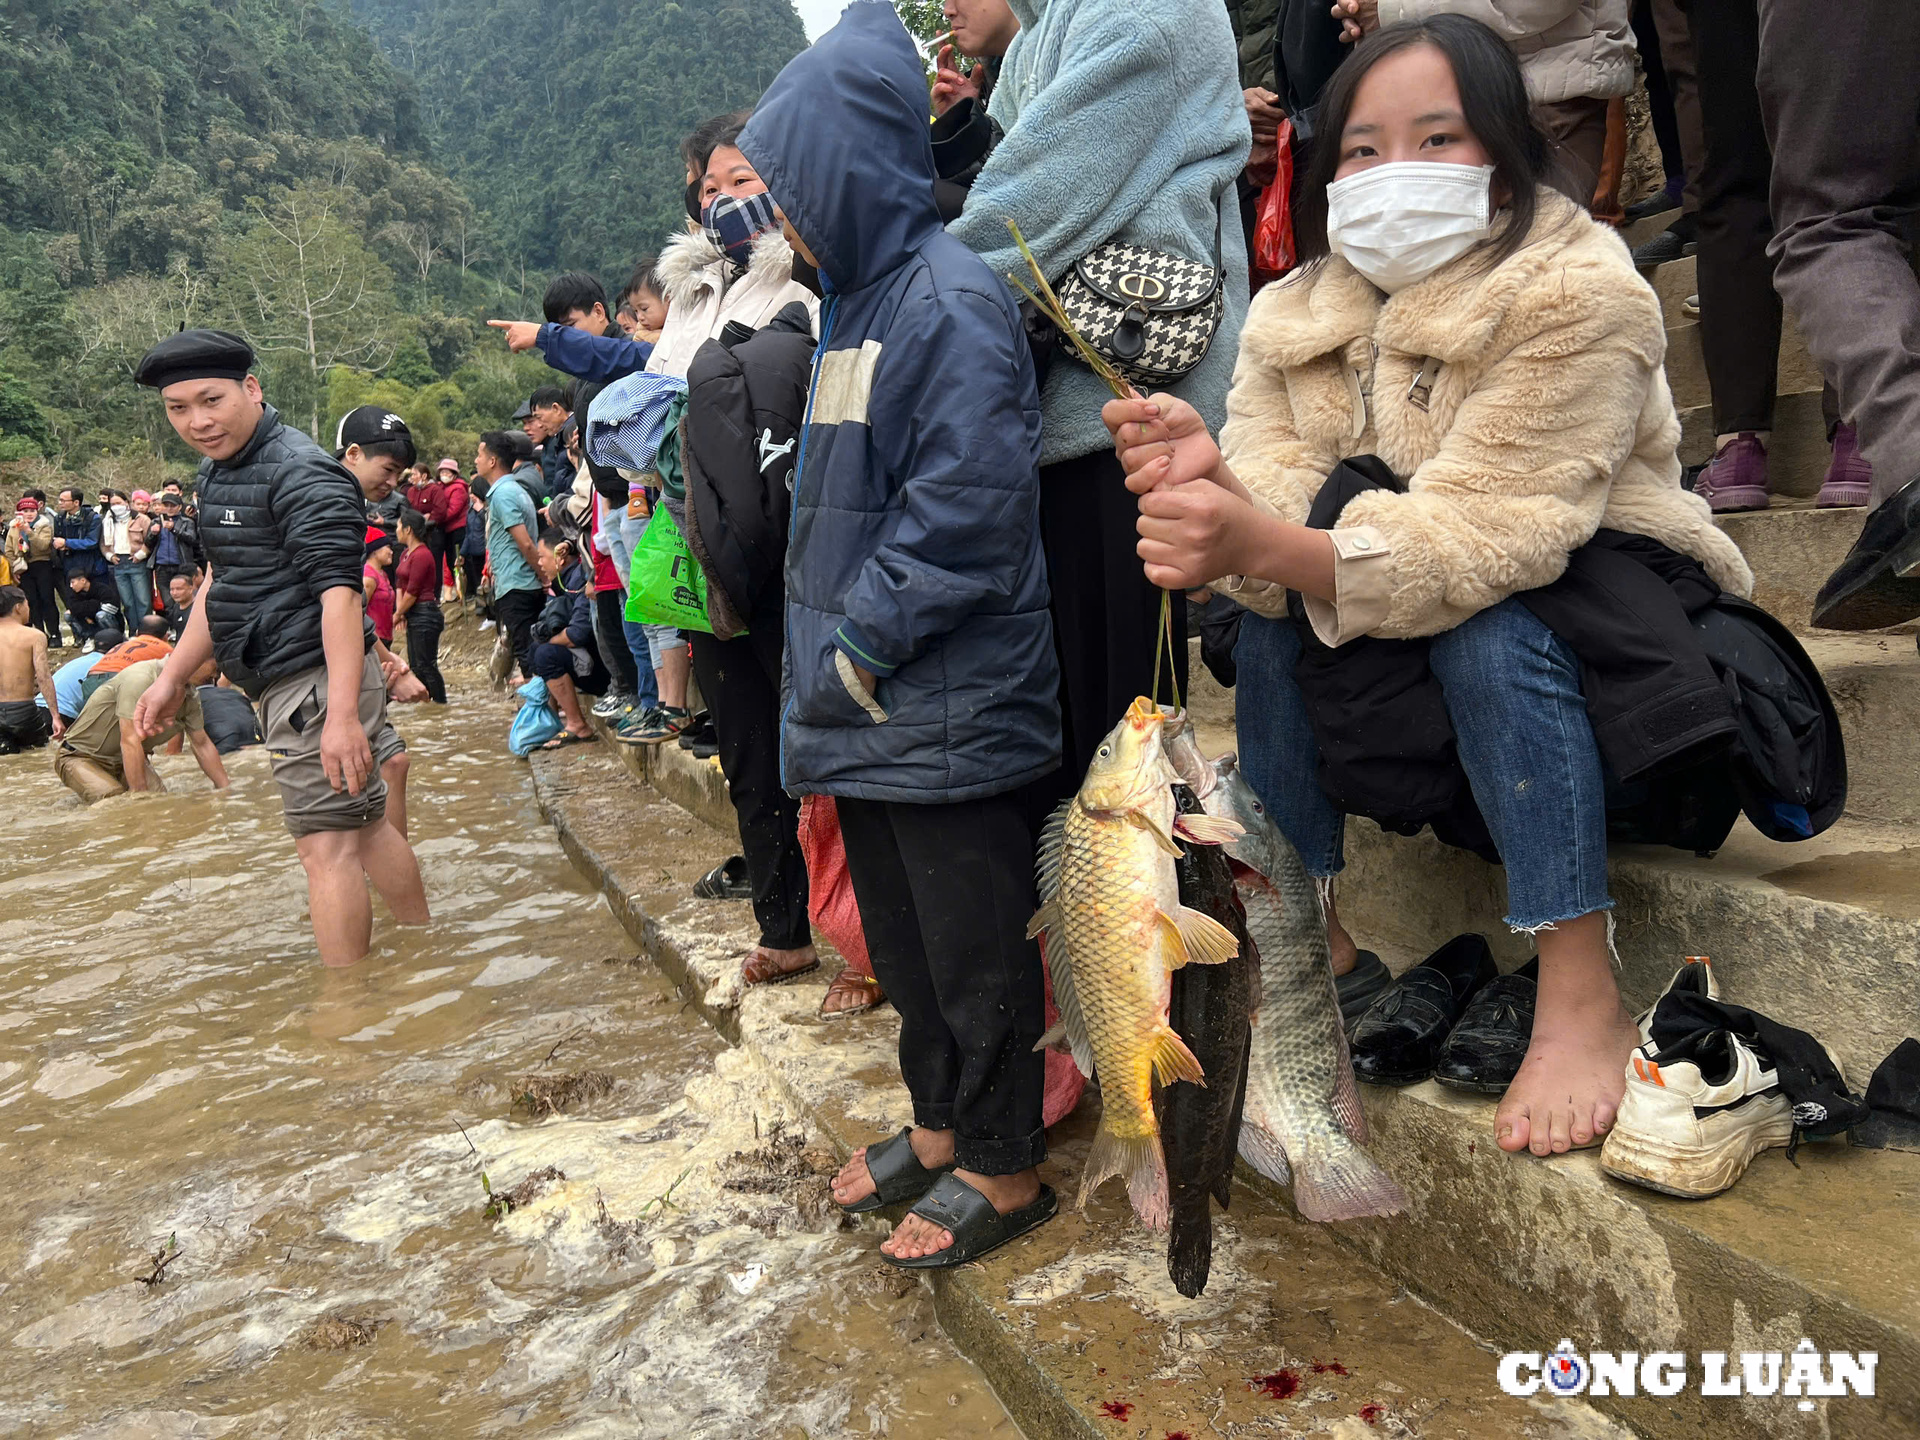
797, 794, 1087, 1128
1252, 116, 1297, 283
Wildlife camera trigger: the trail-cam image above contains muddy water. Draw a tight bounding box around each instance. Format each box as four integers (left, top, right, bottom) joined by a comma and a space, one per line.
0, 685, 1017, 1438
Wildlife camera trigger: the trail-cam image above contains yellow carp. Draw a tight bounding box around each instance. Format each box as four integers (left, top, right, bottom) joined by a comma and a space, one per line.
1029, 698, 1242, 1231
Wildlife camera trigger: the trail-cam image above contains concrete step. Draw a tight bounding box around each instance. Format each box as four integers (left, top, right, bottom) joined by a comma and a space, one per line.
1649, 252, 1697, 322
1714, 503, 1868, 633
1664, 316, 1823, 417
1336, 814, 1920, 1087
1622, 205, 1683, 253
1315, 1079, 1920, 1440
1680, 392, 1833, 495
1808, 634, 1920, 826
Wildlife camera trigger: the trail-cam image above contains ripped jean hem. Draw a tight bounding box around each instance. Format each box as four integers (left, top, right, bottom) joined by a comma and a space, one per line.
1503, 896, 1616, 935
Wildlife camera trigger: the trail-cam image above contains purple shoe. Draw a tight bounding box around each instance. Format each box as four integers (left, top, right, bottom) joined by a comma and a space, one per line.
1693, 433, 1771, 513
1817, 422, 1872, 508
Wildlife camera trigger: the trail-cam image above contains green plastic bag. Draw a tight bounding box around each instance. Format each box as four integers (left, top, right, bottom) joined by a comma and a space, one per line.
625, 505, 713, 632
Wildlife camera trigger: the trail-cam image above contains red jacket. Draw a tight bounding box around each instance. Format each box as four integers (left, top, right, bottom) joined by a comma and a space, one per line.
409, 478, 447, 530
438, 476, 470, 530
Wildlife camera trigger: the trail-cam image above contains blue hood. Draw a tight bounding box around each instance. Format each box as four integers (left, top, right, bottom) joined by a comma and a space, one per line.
739, 2, 943, 294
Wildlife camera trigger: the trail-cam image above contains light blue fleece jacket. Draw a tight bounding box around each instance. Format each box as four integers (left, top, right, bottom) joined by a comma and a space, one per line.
950, 0, 1252, 466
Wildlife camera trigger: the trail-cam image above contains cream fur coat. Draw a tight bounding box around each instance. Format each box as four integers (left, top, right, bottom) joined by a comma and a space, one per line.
1220, 192, 1752, 644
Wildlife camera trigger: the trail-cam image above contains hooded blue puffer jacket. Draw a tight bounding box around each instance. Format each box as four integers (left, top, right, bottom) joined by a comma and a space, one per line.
740, 1, 1061, 804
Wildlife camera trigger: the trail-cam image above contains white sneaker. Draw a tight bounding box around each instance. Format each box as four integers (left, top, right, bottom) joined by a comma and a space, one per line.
479, 619, 496, 632
1602, 1027, 1796, 1198
81, 640, 95, 655
1633, 955, 1718, 1042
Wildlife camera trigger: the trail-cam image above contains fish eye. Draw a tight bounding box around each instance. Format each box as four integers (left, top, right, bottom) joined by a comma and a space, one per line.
1253, 801, 1264, 814
1097, 745, 1112, 758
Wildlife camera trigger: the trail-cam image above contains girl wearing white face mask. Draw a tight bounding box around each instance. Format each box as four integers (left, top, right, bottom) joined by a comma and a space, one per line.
1103, 18, 1753, 1167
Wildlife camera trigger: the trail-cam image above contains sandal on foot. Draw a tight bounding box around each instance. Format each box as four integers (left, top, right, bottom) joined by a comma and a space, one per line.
820, 969, 887, 1019
881, 1172, 1057, 1270
692, 855, 753, 901
741, 948, 820, 986
839, 1127, 956, 1215
538, 731, 596, 751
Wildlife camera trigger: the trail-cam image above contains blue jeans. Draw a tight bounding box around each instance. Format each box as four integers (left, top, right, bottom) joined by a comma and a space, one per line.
113, 563, 153, 620
608, 512, 660, 707
1234, 599, 1612, 931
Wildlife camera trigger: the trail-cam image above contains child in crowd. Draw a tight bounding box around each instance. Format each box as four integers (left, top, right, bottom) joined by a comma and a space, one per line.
740, 2, 1062, 1269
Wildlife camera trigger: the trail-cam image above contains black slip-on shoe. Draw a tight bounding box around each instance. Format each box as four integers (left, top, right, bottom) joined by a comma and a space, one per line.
1336, 951, 1392, 1033
1631, 217, 1697, 269
1434, 958, 1538, 1095
1349, 934, 1498, 1086
1810, 476, 1920, 630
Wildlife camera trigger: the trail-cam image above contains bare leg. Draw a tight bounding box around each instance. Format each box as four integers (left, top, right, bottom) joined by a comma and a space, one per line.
360, 814, 429, 925
547, 672, 593, 737
295, 829, 375, 968
1495, 911, 1640, 1156
831, 1125, 954, 1208
659, 645, 690, 710
381, 753, 409, 842
1325, 890, 1358, 977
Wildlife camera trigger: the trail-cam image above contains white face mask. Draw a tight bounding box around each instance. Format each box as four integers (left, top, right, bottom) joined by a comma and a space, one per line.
111, 504, 130, 519
1325, 161, 1496, 294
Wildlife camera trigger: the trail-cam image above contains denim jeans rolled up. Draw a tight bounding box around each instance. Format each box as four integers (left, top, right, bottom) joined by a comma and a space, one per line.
1233, 598, 1613, 932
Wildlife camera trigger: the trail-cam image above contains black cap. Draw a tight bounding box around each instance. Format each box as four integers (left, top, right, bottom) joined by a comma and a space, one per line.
133, 329, 256, 390
508, 431, 536, 463
335, 404, 412, 452
157, 491, 184, 507
512, 399, 533, 421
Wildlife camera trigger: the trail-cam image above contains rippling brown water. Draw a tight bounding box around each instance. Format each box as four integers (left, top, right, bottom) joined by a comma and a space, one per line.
0, 684, 1016, 1438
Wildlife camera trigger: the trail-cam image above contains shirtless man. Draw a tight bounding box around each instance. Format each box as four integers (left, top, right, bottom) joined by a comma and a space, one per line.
0, 585, 61, 753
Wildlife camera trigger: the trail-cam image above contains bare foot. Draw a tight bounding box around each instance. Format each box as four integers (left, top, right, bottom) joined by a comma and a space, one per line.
830, 1126, 954, 1208
1326, 893, 1359, 978
1496, 1000, 1640, 1156
881, 1167, 1041, 1260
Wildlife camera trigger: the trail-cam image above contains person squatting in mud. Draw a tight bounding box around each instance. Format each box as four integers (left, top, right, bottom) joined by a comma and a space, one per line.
1103, 18, 1753, 1157
130, 330, 431, 968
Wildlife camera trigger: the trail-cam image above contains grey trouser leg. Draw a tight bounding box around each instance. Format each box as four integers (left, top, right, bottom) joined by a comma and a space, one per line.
1759, 0, 1920, 505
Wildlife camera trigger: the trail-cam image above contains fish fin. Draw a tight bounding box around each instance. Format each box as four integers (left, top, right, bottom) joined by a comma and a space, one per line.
1290, 1134, 1407, 1223
1039, 934, 1096, 1078
1167, 1207, 1213, 1298
1033, 800, 1073, 901
1158, 906, 1238, 968
1172, 813, 1243, 847
1035, 1021, 1069, 1052
1330, 1012, 1370, 1146
1024, 900, 1061, 942
1078, 1122, 1170, 1232
1238, 1121, 1293, 1186
1149, 1023, 1206, 1087
1128, 809, 1185, 856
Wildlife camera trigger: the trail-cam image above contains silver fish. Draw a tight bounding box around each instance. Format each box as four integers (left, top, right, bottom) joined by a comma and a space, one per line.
1209, 758, 1407, 1223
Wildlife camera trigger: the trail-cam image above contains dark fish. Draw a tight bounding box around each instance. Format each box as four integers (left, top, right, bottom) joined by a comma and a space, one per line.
1155, 782, 1260, 1297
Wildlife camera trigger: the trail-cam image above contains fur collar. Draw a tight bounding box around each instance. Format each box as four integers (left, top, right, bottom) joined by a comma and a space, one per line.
1245, 191, 1598, 370
654, 226, 797, 310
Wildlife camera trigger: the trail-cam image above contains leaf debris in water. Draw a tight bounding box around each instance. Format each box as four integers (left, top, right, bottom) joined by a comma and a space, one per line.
511, 1070, 616, 1116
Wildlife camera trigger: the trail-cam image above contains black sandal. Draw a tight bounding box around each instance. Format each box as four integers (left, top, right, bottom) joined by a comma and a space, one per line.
838, 1127, 955, 1215
692, 855, 753, 901
881, 1172, 1057, 1270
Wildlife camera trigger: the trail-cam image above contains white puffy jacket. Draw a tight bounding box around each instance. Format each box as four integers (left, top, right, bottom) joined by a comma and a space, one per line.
1376, 0, 1637, 104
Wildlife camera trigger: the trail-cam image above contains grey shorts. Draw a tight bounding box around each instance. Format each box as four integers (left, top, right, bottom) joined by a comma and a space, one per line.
258, 651, 391, 838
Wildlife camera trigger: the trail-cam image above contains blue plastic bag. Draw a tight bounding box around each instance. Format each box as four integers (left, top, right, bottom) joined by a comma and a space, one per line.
508, 677, 563, 756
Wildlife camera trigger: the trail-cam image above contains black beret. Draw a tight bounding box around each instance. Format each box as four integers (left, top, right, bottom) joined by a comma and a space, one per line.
134, 329, 256, 389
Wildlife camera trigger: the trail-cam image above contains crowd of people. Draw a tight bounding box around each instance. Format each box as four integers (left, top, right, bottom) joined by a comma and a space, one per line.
3, 0, 1912, 1272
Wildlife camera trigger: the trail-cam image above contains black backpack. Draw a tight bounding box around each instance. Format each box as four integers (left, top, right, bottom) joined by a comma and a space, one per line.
681, 302, 817, 639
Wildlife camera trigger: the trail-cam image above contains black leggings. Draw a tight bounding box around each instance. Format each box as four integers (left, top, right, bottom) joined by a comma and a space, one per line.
404, 601, 447, 704
593, 588, 639, 696
462, 552, 486, 607
22, 562, 58, 641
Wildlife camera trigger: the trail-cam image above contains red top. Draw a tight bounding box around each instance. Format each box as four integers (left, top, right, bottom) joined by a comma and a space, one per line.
394, 543, 439, 605
363, 563, 395, 643
439, 477, 470, 530
588, 496, 622, 594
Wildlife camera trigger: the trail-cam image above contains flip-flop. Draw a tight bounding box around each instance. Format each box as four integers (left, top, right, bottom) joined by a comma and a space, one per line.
819, 969, 887, 1020
881, 1172, 1057, 1270
838, 1127, 956, 1215
538, 731, 596, 751
692, 856, 753, 901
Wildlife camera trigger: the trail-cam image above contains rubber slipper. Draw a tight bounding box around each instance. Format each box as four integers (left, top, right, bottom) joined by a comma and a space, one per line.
1336, 950, 1392, 1031
839, 1127, 956, 1215
692, 855, 753, 901
538, 731, 596, 751
881, 1172, 1057, 1270
819, 969, 887, 1020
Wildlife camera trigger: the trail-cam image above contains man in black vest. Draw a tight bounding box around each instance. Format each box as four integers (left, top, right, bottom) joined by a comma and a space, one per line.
128, 330, 429, 968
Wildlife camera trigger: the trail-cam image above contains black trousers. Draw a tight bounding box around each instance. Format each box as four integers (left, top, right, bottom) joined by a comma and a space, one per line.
593, 588, 639, 696
837, 792, 1046, 1175
423, 526, 448, 592
688, 606, 810, 951
404, 601, 447, 704
1690, 0, 1783, 435
493, 587, 544, 679
461, 552, 486, 606
22, 561, 58, 641
1039, 448, 1186, 803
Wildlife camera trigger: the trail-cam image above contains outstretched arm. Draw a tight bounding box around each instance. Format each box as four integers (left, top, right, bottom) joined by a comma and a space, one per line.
33, 636, 62, 740
189, 727, 231, 790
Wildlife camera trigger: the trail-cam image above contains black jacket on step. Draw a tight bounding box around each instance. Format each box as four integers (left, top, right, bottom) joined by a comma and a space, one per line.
194, 405, 369, 698
1287, 458, 1845, 858
682, 301, 816, 640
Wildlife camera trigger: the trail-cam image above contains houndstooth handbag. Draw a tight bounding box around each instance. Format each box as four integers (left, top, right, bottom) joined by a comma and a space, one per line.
1054, 225, 1225, 389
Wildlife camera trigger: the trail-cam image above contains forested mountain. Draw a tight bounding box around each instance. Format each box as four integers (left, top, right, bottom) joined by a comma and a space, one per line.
348, 0, 809, 280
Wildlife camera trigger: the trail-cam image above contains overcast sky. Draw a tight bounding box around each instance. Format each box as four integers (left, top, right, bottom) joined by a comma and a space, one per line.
793, 0, 847, 40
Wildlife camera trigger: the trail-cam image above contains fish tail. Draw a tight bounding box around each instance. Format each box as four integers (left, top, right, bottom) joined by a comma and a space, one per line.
1290, 1132, 1407, 1223
1078, 1121, 1170, 1233
1167, 1201, 1213, 1298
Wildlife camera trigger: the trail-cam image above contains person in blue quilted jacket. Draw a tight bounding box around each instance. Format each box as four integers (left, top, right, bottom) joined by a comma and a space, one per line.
740, 1, 1064, 1270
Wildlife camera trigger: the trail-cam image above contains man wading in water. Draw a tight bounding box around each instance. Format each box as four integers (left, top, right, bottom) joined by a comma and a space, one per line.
130, 330, 430, 966
0, 585, 62, 752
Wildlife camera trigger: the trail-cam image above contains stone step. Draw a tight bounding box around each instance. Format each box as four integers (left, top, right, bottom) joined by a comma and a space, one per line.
1664, 316, 1823, 417
1336, 814, 1920, 1087
1649, 252, 1697, 321
1807, 635, 1920, 827
1622, 205, 1683, 253
1308, 1079, 1920, 1440
1680, 391, 1833, 494
1714, 503, 1869, 633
